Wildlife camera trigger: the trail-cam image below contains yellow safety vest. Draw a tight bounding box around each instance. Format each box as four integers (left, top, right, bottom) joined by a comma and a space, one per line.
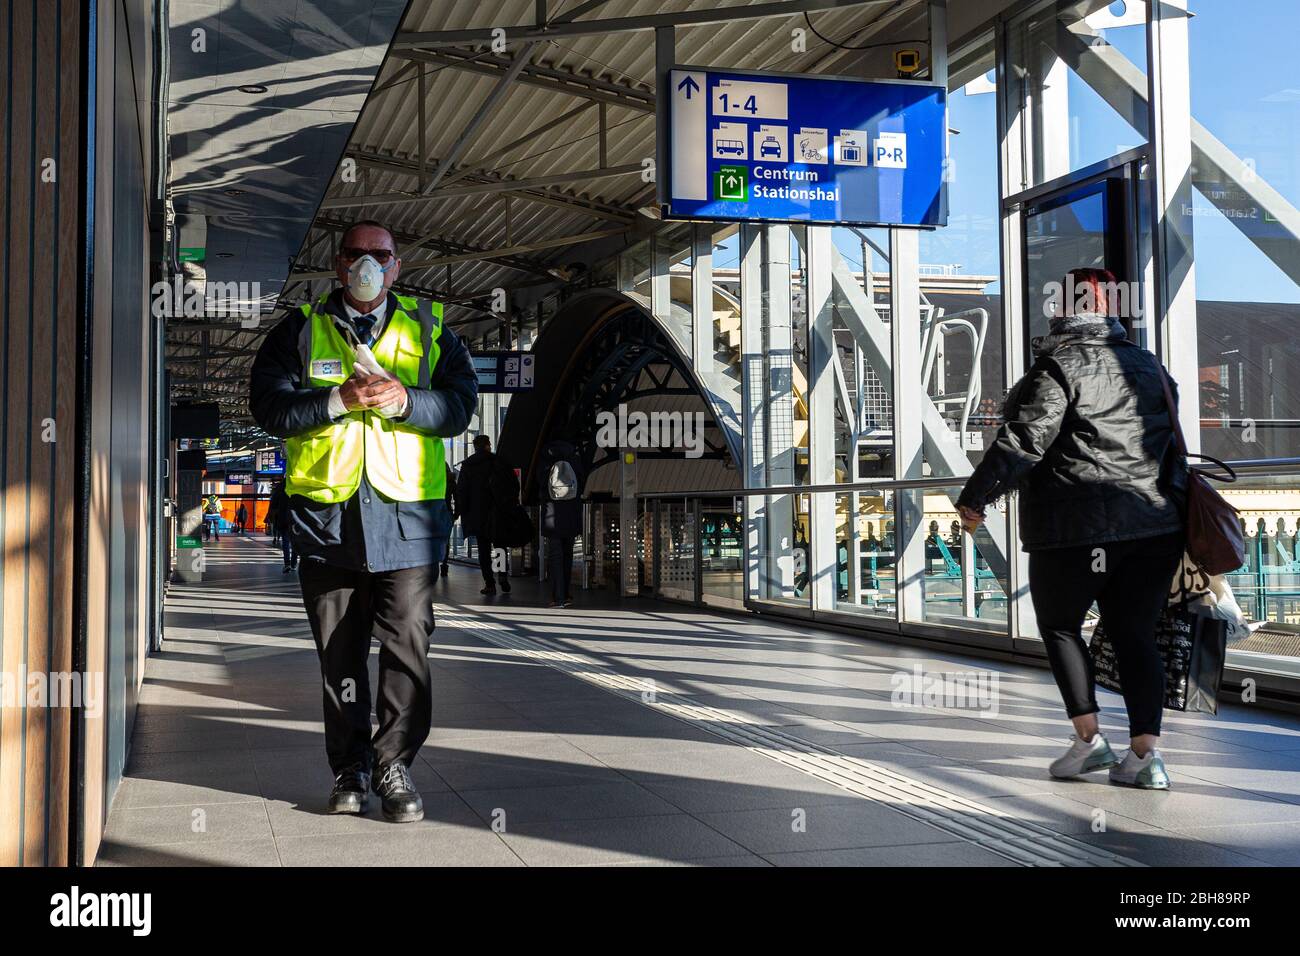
284, 294, 445, 504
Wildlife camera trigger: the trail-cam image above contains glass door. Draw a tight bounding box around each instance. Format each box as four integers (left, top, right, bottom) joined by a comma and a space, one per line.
1021, 167, 1137, 363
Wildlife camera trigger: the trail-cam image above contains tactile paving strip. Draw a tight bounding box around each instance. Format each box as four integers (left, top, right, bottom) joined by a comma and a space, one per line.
434, 607, 1143, 868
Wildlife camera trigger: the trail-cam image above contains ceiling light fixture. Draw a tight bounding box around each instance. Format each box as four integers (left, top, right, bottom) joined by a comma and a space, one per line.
238, 84, 268, 94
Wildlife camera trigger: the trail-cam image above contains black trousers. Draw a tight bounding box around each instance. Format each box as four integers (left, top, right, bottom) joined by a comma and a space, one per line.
298, 560, 437, 774
476, 535, 505, 586
1029, 531, 1183, 738
546, 536, 574, 603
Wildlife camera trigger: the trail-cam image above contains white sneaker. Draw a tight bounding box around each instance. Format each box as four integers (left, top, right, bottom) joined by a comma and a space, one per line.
1049, 733, 1119, 779
1109, 749, 1170, 790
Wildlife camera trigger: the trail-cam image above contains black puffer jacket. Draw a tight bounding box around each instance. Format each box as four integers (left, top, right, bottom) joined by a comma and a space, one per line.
957, 318, 1186, 551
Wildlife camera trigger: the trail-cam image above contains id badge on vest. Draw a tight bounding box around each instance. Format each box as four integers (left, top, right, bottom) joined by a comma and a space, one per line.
310, 358, 345, 380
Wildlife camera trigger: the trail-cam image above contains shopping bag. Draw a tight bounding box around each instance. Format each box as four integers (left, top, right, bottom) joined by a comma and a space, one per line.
1089, 598, 1228, 715
1171, 553, 1258, 645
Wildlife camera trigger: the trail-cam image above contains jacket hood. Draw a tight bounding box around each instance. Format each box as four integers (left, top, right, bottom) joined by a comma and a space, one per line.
1036, 313, 1127, 354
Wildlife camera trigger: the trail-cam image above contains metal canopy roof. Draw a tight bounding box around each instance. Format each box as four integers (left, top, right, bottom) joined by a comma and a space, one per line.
295, 0, 930, 328
165, 0, 932, 432
164, 0, 409, 430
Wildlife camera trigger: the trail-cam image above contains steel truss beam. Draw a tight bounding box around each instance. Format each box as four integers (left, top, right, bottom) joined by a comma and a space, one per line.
320, 164, 643, 210
310, 214, 560, 279
393, 1, 889, 48
344, 149, 636, 223
291, 227, 626, 281
395, 47, 655, 112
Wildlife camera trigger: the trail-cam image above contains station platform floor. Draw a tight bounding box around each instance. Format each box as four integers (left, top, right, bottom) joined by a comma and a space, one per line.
97, 534, 1300, 867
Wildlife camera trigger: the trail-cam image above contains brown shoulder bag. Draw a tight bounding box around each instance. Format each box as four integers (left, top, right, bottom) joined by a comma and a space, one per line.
1157, 368, 1245, 575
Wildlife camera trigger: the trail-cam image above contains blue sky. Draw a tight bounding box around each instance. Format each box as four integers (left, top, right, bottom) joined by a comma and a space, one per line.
853, 1, 1298, 305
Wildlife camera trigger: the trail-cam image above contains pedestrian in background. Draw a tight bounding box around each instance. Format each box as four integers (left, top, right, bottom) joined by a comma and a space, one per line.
456, 434, 516, 596
536, 439, 583, 608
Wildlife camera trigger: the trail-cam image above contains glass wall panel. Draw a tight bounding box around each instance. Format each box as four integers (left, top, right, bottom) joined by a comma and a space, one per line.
829, 226, 893, 479
789, 226, 812, 485
831, 489, 896, 619
924, 33, 1005, 471
1007, 0, 1149, 189
908, 485, 1010, 629
1181, 1, 1300, 668
699, 497, 744, 610
618, 239, 652, 299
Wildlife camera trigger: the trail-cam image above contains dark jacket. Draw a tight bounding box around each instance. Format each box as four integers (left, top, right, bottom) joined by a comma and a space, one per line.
270, 485, 291, 525
444, 463, 458, 517
536, 439, 583, 539
248, 289, 478, 571
455, 450, 517, 538
956, 318, 1186, 551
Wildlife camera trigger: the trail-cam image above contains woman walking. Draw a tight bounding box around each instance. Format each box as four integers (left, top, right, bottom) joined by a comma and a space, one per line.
957, 268, 1187, 790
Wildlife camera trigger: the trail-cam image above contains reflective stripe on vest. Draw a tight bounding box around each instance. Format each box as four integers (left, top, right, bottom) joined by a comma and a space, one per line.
284, 294, 445, 504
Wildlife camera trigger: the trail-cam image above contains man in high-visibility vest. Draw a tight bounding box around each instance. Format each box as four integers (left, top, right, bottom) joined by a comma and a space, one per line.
250, 219, 477, 823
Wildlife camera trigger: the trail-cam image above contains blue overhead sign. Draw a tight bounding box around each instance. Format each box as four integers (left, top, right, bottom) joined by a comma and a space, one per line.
664, 67, 947, 227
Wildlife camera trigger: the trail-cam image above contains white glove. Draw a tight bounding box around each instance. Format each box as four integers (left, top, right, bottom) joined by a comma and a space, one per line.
354, 344, 408, 419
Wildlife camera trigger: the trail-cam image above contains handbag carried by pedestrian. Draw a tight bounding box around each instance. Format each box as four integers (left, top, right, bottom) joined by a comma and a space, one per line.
1157, 368, 1245, 575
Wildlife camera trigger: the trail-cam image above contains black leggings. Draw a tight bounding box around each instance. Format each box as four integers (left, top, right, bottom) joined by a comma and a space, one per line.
1029, 531, 1183, 738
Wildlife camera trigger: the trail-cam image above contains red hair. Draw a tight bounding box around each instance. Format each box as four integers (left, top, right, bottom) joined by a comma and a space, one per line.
1065, 267, 1119, 317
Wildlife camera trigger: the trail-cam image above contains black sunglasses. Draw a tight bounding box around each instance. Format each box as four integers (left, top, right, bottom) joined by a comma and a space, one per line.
338, 246, 396, 264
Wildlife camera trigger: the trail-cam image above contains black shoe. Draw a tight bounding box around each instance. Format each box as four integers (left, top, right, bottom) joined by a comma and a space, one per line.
481, 584, 496, 595
498, 574, 511, 593
283, 566, 292, 574
327, 763, 370, 815
440, 562, 449, 577
373, 761, 423, 823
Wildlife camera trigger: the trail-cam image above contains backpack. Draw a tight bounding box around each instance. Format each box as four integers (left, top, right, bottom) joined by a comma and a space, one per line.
547, 460, 578, 501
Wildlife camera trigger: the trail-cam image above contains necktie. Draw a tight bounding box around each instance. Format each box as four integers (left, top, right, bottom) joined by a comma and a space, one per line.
353, 313, 376, 346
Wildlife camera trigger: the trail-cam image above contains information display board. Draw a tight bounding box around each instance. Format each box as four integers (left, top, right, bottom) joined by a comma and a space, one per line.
473, 351, 536, 393
665, 66, 946, 227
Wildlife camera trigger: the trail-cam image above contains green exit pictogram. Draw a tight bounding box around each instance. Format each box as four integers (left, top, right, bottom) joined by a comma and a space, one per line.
714, 165, 747, 201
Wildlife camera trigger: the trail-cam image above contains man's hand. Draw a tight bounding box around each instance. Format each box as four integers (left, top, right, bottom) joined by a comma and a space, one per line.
338, 373, 407, 413
957, 504, 985, 534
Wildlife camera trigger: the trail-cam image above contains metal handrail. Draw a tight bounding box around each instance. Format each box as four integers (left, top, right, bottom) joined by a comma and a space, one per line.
636, 476, 977, 499
1209, 457, 1300, 475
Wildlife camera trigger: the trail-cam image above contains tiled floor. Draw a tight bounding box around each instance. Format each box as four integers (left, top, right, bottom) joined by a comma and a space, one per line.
97, 534, 1300, 866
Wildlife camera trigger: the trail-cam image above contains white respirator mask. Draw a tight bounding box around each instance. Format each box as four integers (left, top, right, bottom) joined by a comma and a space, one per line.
346, 254, 391, 302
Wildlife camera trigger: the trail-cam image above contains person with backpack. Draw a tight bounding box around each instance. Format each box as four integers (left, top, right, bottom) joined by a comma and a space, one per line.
956, 267, 1187, 790
536, 439, 583, 608
456, 435, 517, 595
202, 494, 222, 541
